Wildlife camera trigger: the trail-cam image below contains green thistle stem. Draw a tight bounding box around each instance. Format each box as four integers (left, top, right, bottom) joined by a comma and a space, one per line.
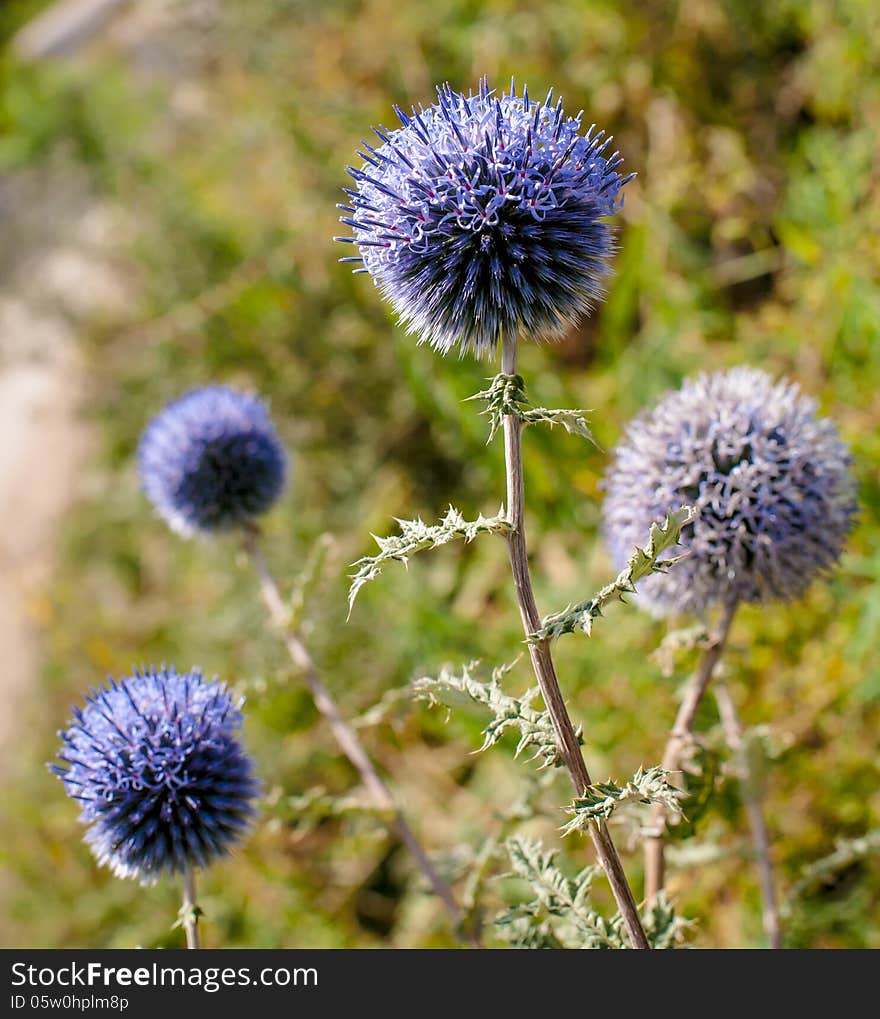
499, 333, 650, 951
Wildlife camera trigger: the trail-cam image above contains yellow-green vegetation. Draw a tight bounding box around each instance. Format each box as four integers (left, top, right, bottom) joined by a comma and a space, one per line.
1, 0, 877, 948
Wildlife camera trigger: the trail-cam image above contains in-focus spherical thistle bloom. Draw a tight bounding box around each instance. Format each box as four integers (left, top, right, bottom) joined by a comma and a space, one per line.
52, 667, 259, 883
603, 368, 857, 616
139, 385, 287, 537
337, 78, 633, 357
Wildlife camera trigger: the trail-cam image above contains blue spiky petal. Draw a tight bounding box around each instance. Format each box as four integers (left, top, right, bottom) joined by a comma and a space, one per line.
603, 368, 858, 616
53, 666, 259, 883
338, 78, 632, 357
139, 385, 287, 537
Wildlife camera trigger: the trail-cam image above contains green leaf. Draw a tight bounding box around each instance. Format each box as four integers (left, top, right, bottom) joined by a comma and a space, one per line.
497, 836, 625, 948
533, 506, 695, 642
468, 372, 597, 445
348, 505, 510, 613
642, 891, 694, 949
498, 837, 692, 949
412, 660, 580, 771
561, 765, 684, 834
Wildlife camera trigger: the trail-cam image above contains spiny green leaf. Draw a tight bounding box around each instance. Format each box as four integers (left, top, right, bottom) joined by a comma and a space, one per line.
348, 505, 510, 613
498, 836, 624, 949
504, 835, 598, 908
494, 911, 565, 949
532, 506, 696, 642
641, 891, 694, 949
561, 765, 684, 834
412, 660, 579, 770
498, 836, 692, 948
468, 372, 596, 445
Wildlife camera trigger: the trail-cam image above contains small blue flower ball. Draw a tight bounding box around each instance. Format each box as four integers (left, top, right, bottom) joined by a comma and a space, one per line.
53, 667, 259, 883
139, 386, 287, 537
338, 78, 633, 357
603, 368, 858, 616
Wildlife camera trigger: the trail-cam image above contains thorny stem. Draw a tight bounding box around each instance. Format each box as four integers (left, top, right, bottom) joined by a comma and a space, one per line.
182, 866, 200, 949
242, 529, 473, 945
499, 334, 650, 951
644, 598, 738, 903
714, 680, 782, 949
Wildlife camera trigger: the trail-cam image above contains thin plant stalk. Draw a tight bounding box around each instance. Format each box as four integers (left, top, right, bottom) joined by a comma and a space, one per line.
499, 334, 650, 951
241, 528, 472, 944
181, 866, 200, 950
714, 680, 782, 949
644, 598, 738, 902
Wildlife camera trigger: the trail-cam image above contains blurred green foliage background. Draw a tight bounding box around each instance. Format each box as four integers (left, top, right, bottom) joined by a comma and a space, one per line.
0, 0, 877, 948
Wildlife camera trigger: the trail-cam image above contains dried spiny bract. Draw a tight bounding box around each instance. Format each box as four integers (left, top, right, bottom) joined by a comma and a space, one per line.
338, 78, 632, 356
53, 667, 259, 883
139, 385, 287, 537
603, 368, 857, 616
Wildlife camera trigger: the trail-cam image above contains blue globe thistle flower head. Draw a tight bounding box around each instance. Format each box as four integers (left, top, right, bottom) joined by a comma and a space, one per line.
337, 78, 633, 357
603, 368, 857, 617
52, 667, 259, 884
139, 385, 287, 537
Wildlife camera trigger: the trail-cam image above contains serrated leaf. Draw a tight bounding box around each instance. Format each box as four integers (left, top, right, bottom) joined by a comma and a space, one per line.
533, 506, 696, 642
412, 660, 580, 771
348, 505, 510, 613
561, 765, 684, 834
497, 836, 624, 949
498, 836, 692, 949
641, 891, 694, 949
468, 372, 596, 446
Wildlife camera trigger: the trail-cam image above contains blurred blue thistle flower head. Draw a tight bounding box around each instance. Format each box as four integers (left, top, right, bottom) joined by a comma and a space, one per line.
603, 368, 857, 616
139, 385, 287, 537
53, 666, 259, 884
337, 78, 633, 357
